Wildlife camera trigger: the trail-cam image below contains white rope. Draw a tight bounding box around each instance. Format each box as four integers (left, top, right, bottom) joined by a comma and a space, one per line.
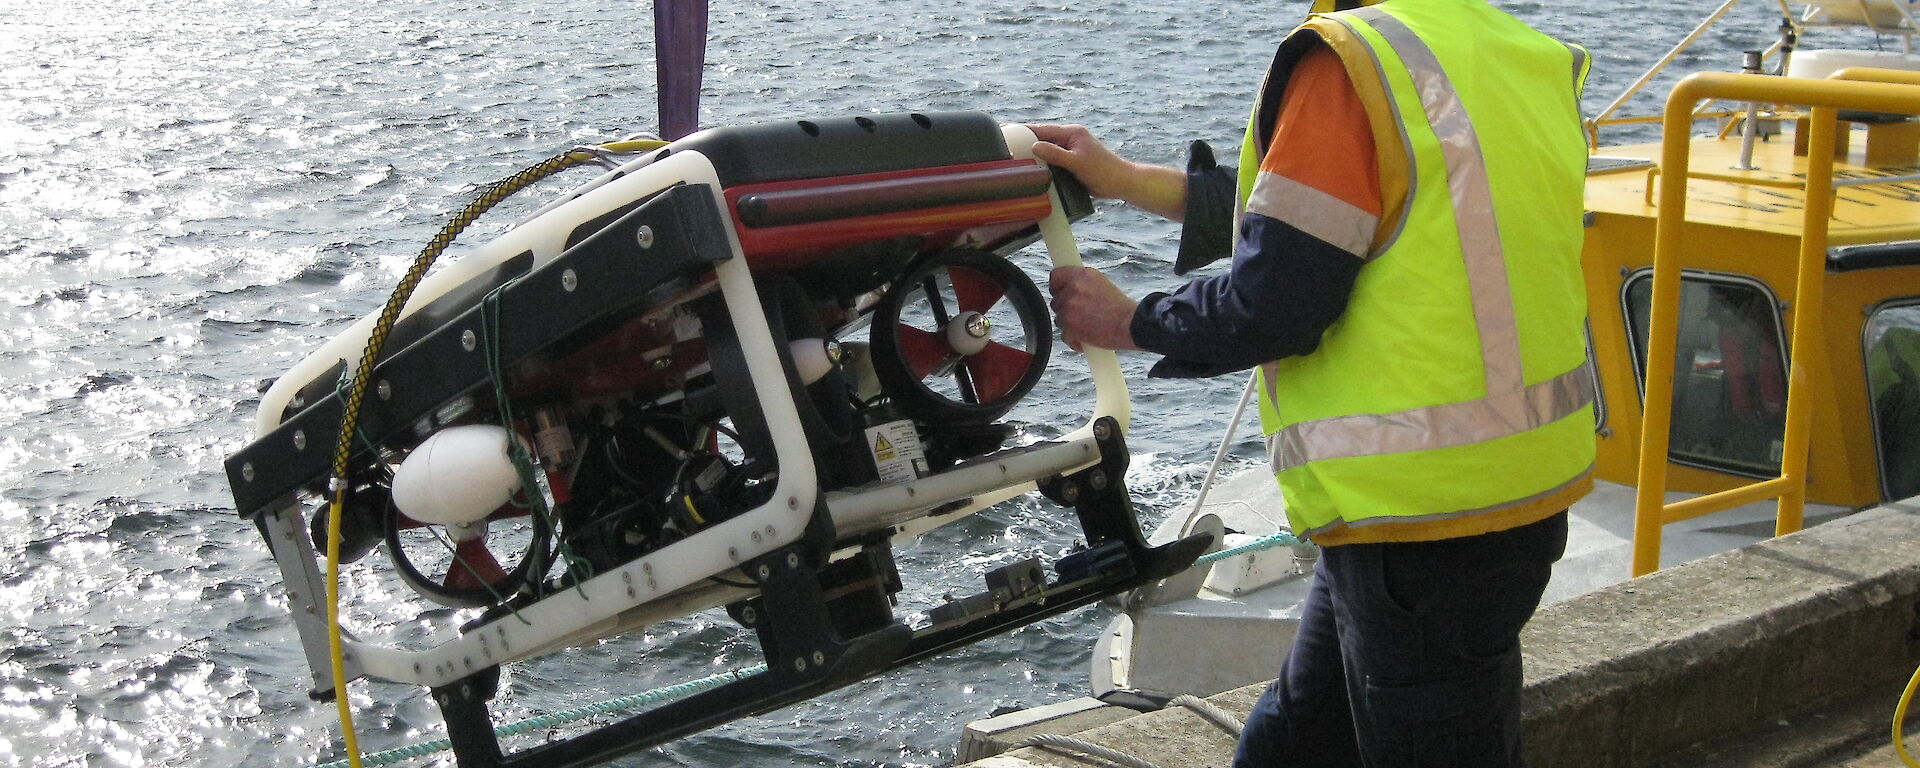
1010, 696, 1244, 768
1171, 694, 1244, 735
1016, 733, 1166, 768
1188, 375, 1258, 517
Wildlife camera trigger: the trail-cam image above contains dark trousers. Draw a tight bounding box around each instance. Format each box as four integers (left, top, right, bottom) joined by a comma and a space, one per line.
1232, 511, 1568, 768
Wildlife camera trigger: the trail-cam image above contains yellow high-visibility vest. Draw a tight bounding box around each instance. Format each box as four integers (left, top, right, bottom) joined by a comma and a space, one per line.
1240, 0, 1597, 545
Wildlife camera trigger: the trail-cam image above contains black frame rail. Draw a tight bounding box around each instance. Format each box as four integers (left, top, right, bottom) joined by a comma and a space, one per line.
426, 416, 1210, 768
225, 184, 734, 519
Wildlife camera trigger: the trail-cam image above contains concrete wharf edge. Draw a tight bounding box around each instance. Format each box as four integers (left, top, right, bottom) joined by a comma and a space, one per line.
953, 498, 1920, 767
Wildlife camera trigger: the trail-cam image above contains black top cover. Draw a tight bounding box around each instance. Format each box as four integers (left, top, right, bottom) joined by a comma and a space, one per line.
669, 112, 1012, 187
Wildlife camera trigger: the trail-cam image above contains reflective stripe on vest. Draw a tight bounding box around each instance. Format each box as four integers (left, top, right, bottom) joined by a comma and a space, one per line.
1246, 172, 1379, 258
1269, 363, 1592, 473
1260, 7, 1591, 474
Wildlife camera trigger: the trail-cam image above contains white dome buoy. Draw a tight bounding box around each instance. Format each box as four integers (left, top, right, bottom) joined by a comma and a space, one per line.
789, 337, 842, 386
391, 424, 525, 527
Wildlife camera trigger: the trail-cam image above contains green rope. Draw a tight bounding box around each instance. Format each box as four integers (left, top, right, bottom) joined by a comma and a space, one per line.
313, 664, 771, 768
1193, 530, 1314, 566
478, 284, 595, 597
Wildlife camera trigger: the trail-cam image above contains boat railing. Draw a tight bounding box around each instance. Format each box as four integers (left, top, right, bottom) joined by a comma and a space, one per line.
1587, 0, 1807, 149
1631, 68, 1920, 577
1636, 68, 1920, 203
1802, 0, 1920, 53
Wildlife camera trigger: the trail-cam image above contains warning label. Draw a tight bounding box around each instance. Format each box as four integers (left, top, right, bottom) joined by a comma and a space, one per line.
865, 420, 925, 484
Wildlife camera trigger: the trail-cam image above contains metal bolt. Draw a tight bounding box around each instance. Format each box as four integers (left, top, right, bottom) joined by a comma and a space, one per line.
1088, 470, 1108, 491
793, 657, 808, 672
740, 606, 758, 625
376, 380, 391, 401
824, 340, 845, 363
1061, 483, 1081, 503
636, 225, 656, 249
729, 547, 740, 561
461, 329, 477, 352
651, 356, 673, 371
751, 530, 762, 543
460, 684, 472, 698
292, 431, 306, 451
241, 463, 255, 482
965, 314, 991, 338
757, 564, 772, 580
291, 393, 306, 409
787, 496, 799, 510
561, 268, 578, 293
786, 553, 801, 569
811, 650, 826, 666
642, 563, 653, 574
622, 571, 633, 583
647, 576, 657, 590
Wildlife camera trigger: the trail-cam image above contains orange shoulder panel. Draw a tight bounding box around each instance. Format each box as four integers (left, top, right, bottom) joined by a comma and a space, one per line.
1259, 46, 1383, 218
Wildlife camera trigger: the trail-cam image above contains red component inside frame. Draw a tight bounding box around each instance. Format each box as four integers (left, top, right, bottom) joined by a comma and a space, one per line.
724, 159, 1054, 269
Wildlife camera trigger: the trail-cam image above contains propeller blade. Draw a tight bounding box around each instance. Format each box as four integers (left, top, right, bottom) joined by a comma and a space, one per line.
948, 266, 1006, 316
961, 341, 1035, 403
896, 324, 950, 380
443, 537, 510, 592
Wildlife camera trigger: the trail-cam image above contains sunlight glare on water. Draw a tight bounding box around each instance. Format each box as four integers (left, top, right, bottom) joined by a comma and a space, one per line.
0, 0, 1888, 765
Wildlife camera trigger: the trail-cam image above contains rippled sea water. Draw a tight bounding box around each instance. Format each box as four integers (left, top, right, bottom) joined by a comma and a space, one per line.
0, 1, 1889, 765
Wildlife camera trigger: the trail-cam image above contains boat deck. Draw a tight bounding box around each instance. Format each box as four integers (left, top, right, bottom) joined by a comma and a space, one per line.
1586, 131, 1920, 245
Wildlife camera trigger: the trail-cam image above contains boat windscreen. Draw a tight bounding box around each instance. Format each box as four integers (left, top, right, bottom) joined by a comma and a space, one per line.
1866, 303, 1920, 500
1625, 272, 1790, 478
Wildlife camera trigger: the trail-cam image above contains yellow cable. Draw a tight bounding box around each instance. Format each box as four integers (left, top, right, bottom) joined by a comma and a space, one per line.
600, 138, 670, 154
1896, 662, 1920, 766
320, 143, 620, 767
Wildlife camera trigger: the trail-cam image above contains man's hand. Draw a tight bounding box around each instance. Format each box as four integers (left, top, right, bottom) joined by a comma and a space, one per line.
1048, 266, 1140, 353
1028, 124, 1188, 221
1029, 124, 1137, 201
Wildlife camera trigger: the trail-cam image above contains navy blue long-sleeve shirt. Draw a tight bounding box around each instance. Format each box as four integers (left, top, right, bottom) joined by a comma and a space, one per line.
1127, 44, 1376, 379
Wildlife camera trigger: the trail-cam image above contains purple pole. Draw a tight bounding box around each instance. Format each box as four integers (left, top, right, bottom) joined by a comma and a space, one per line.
654, 0, 709, 140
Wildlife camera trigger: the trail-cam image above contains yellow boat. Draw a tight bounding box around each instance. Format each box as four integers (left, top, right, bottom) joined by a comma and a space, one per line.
1584, 62, 1920, 576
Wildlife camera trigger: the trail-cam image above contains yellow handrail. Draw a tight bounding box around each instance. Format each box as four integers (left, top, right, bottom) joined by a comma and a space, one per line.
1832, 66, 1920, 87
1630, 71, 1920, 577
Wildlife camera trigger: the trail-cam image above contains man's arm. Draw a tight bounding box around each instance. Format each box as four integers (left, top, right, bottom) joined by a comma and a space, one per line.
1126, 44, 1381, 377
1029, 124, 1190, 222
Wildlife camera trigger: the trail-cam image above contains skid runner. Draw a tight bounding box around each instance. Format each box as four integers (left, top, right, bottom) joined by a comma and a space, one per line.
225, 112, 1209, 767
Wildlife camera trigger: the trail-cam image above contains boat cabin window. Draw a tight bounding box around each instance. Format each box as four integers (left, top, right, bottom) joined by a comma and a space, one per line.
1623, 271, 1788, 477
1865, 301, 1920, 501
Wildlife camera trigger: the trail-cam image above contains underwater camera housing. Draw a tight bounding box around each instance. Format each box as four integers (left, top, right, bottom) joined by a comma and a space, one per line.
224, 113, 1210, 766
